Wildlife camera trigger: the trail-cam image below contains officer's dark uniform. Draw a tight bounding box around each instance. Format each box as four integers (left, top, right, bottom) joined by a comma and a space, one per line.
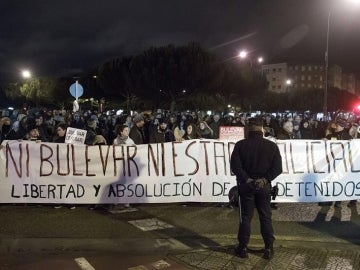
230, 118, 282, 259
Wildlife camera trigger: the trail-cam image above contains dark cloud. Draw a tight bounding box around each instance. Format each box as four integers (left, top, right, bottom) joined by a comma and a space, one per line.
1, 0, 360, 79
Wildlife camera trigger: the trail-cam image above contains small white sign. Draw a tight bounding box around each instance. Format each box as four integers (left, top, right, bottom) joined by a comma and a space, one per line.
65, 127, 87, 144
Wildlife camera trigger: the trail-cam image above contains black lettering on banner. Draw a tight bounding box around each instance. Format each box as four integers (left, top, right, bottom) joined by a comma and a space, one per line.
311, 141, 326, 173
172, 142, 184, 177
185, 141, 199, 176
277, 142, 289, 174
48, 184, 56, 198
11, 185, 20, 198
344, 181, 355, 197
66, 185, 76, 198
332, 181, 343, 196
99, 145, 110, 175
200, 141, 210, 175
71, 144, 83, 176
173, 183, 181, 196
290, 142, 304, 174
6, 143, 23, 177
329, 142, 347, 173
85, 145, 96, 177
276, 182, 293, 197
24, 183, 29, 197
40, 144, 54, 177
356, 182, 360, 196
135, 184, 144, 197
113, 145, 126, 176
57, 144, 70, 176
26, 144, 29, 177
295, 182, 303, 197
212, 181, 231, 196
148, 144, 161, 176
304, 181, 312, 196
127, 145, 138, 177
93, 184, 101, 197
163, 183, 170, 196
106, 181, 202, 198
214, 142, 226, 175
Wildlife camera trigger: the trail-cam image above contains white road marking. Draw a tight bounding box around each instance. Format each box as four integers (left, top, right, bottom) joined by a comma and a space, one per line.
128, 218, 174, 231
151, 259, 171, 269
74, 257, 96, 270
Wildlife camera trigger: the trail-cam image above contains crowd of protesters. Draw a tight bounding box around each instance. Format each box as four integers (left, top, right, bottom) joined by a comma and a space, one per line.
2, 107, 360, 149
0, 107, 359, 209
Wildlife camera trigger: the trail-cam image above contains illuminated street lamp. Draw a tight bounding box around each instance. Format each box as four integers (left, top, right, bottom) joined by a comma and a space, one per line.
238, 50, 264, 68
323, 0, 359, 120
286, 79, 292, 92
21, 70, 31, 79
238, 50, 248, 59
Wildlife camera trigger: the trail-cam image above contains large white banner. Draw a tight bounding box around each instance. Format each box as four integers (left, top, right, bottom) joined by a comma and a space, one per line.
0, 139, 360, 204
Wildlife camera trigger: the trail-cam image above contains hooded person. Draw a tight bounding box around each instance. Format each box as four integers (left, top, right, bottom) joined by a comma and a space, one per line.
149, 117, 175, 143
129, 114, 147, 144
0, 117, 11, 143
326, 117, 351, 140
85, 119, 98, 145
24, 118, 41, 141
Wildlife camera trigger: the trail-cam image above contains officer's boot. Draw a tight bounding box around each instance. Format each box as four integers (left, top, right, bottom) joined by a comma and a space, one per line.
263, 244, 274, 260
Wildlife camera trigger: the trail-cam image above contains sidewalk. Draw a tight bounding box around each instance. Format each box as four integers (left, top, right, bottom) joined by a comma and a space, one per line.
0, 202, 359, 269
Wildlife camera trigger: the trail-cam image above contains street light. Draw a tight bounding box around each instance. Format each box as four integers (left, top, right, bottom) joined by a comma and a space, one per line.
238, 50, 264, 68
21, 70, 31, 79
323, 0, 359, 120
286, 79, 292, 92
323, 9, 331, 121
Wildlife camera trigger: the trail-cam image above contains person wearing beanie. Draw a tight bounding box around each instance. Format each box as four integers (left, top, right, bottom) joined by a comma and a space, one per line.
231, 117, 282, 260
149, 117, 175, 143
85, 119, 99, 145
320, 117, 352, 208
129, 114, 147, 144
23, 118, 41, 141
0, 117, 11, 143
326, 117, 351, 141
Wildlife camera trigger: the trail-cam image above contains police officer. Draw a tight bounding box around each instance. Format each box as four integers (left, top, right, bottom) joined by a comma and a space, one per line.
230, 117, 282, 260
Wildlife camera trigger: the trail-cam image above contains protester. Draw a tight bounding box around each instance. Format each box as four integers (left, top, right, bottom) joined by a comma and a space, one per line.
129, 114, 147, 144
320, 117, 352, 207
52, 122, 76, 210
197, 120, 213, 139
183, 122, 198, 140
231, 117, 282, 260
0, 117, 11, 143
112, 124, 134, 208
209, 114, 222, 139
149, 118, 175, 143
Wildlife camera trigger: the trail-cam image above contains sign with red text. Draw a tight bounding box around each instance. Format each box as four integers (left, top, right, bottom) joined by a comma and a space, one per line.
1, 139, 360, 204
219, 126, 244, 141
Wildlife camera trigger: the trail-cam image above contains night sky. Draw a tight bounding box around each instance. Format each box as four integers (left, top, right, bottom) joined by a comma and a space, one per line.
1, 0, 360, 80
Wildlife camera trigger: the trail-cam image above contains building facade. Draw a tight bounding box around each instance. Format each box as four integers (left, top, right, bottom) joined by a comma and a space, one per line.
262, 62, 358, 95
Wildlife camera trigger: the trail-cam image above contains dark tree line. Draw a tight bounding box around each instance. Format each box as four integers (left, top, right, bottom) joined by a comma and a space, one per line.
3, 42, 359, 113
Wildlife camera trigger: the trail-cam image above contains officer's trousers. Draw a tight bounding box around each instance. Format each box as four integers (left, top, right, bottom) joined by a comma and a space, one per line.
237, 182, 275, 249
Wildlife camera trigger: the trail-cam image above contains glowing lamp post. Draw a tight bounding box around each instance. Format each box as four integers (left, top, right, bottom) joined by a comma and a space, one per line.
21, 70, 31, 79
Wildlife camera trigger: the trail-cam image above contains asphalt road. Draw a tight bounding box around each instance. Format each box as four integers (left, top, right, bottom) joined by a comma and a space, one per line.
0, 201, 359, 269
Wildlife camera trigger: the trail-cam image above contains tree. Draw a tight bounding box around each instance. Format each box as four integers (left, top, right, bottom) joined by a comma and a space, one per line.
129, 43, 220, 111
97, 57, 137, 113
4, 78, 58, 107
